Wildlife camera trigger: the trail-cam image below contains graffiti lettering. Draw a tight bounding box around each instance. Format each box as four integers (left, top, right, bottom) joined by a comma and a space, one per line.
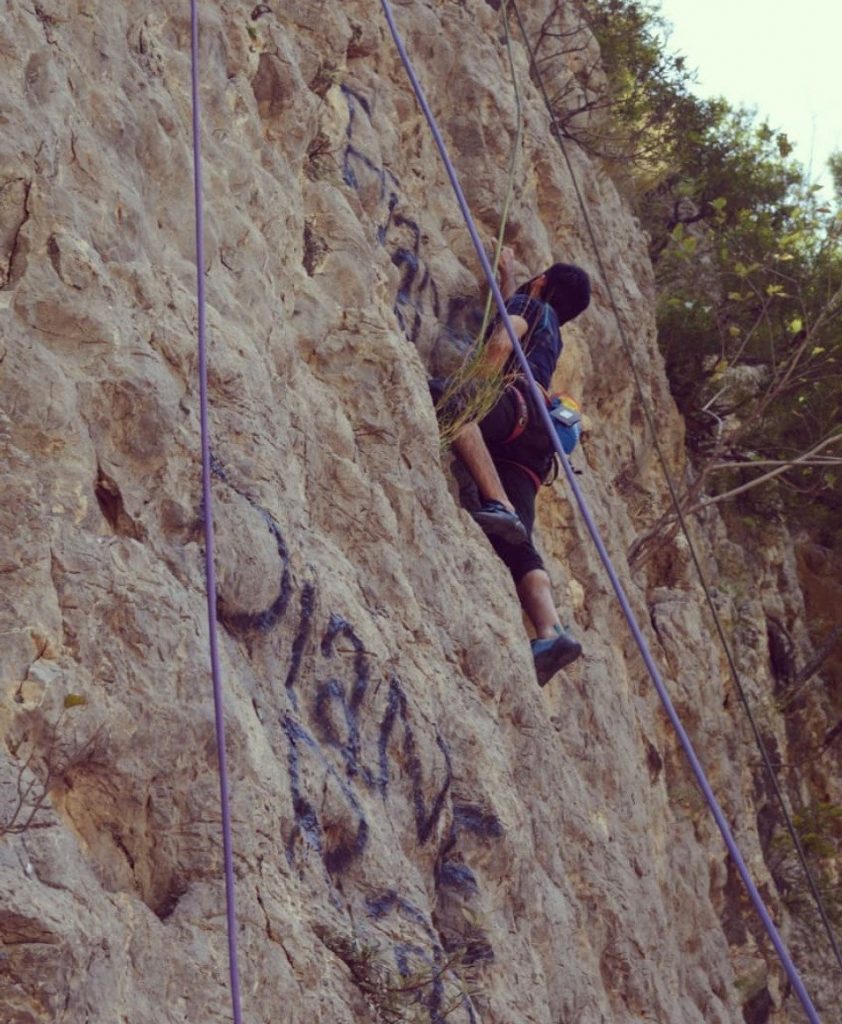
366, 891, 480, 1024
210, 458, 293, 634
284, 581, 315, 701
379, 676, 452, 843
281, 712, 370, 875
207, 454, 499, 1019
340, 85, 468, 350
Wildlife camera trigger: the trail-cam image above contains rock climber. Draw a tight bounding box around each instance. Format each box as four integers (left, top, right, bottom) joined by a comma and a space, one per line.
435, 248, 592, 686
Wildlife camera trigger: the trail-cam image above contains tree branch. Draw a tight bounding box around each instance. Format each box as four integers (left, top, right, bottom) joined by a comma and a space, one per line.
710, 456, 842, 470
686, 433, 842, 514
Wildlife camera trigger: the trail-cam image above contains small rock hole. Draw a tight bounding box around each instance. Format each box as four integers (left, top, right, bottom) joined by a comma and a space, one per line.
95, 469, 144, 540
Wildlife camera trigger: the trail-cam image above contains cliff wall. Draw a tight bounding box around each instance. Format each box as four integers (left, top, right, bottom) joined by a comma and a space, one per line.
1, 2, 839, 1022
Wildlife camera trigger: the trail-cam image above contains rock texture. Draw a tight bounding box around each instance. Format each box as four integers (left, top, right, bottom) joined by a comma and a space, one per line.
1, 2, 839, 1023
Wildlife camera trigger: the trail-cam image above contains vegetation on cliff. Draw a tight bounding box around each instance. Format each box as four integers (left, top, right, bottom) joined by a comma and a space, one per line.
542, 0, 842, 543
586, 0, 842, 934
526, 0, 842, 953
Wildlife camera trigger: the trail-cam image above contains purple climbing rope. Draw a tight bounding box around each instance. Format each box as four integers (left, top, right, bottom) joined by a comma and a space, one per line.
378, 2, 821, 1020
189, 4, 244, 1022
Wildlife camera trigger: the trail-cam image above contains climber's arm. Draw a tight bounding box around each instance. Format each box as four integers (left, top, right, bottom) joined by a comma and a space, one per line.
477, 314, 527, 377
498, 245, 518, 300
469, 246, 525, 378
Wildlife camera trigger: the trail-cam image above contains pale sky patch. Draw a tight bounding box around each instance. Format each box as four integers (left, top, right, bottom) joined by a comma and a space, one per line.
655, 0, 841, 192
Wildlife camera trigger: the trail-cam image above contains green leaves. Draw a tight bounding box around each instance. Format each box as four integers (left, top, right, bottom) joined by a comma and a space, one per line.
585, 0, 842, 520
777, 132, 793, 158
734, 261, 760, 277
670, 223, 698, 258
587, 0, 842, 533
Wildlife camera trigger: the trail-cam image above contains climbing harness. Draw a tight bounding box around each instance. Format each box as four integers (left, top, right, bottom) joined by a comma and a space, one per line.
189, 5, 244, 1023
500, 383, 530, 444
378, 1, 822, 1019
501, 383, 580, 452
498, 384, 581, 489
497, 457, 543, 492
507, 0, 842, 983
493, 289, 584, 483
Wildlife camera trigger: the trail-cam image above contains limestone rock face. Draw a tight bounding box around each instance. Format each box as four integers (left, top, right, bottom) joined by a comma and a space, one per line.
1, 3, 839, 1023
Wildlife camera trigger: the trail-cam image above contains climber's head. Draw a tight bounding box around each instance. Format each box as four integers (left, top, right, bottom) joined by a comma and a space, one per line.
518, 263, 591, 325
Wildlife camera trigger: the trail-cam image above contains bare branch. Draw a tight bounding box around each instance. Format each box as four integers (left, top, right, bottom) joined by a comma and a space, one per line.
710, 456, 842, 470
685, 433, 842, 515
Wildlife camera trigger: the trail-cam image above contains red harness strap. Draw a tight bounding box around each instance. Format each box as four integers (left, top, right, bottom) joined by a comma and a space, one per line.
501, 383, 529, 443
497, 457, 543, 491
502, 379, 561, 444
498, 382, 551, 490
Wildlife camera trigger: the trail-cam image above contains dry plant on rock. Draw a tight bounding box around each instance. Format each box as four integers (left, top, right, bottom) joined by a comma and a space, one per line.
321, 927, 481, 1024
0, 699, 105, 839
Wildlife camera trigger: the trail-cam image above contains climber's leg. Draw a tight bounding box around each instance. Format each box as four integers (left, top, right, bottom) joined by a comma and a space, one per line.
452, 423, 527, 544
452, 422, 512, 508
516, 569, 562, 639
516, 572, 582, 686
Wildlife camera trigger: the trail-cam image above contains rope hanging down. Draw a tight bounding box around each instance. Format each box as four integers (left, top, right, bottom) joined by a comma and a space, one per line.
377, 2, 821, 1020
434, 1, 524, 449
507, 0, 842, 980
189, 5, 244, 1022
478, 2, 524, 339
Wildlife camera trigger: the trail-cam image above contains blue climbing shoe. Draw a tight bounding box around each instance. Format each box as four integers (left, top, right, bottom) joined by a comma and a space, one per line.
531, 629, 582, 686
471, 501, 528, 545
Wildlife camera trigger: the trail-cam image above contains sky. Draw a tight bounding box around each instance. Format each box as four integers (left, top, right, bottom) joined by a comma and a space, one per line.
655, 0, 841, 193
